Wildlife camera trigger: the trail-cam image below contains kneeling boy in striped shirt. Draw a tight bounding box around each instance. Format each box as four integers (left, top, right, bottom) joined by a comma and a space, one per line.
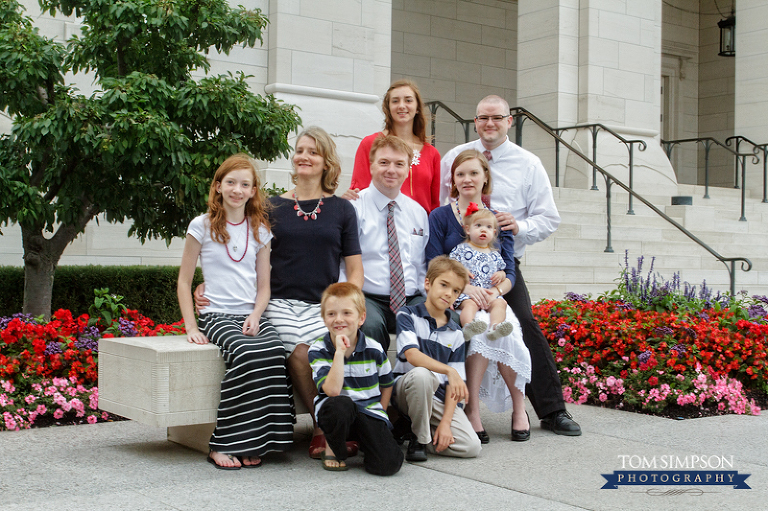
308, 282, 404, 475
392, 256, 482, 461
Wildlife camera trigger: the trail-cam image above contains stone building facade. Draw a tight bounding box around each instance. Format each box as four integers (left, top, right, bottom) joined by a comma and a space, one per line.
2, 0, 766, 281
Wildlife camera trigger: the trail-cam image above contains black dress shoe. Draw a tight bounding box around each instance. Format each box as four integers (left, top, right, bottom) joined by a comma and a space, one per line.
540, 410, 582, 436
511, 411, 530, 442
476, 430, 490, 444
406, 438, 428, 462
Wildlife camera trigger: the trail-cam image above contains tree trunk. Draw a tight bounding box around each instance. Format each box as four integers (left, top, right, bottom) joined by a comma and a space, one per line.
21, 224, 79, 319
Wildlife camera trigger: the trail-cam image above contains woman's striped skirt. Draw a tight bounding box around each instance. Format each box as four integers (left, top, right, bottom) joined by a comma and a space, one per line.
263, 298, 328, 354
199, 313, 294, 456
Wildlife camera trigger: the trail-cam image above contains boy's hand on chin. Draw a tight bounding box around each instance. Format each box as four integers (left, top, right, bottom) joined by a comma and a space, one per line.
335, 334, 351, 351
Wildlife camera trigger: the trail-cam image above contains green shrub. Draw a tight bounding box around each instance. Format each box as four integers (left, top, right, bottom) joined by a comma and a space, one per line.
0, 266, 202, 324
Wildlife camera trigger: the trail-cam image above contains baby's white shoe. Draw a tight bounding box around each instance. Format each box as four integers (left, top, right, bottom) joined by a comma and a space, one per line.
487, 321, 513, 341
462, 319, 488, 341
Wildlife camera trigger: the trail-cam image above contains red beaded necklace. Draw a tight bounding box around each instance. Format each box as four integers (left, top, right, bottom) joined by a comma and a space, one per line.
225, 218, 249, 263
293, 191, 323, 221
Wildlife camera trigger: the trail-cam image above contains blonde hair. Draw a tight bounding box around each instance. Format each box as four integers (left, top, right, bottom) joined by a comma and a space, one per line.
291, 126, 342, 194
383, 79, 427, 144
449, 149, 492, 199
321, 282, 367, 317
426, 256, 469, 288
207, 154, 270, 244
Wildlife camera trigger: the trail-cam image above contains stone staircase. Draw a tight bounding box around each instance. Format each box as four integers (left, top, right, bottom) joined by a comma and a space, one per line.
521, 183, 768, 302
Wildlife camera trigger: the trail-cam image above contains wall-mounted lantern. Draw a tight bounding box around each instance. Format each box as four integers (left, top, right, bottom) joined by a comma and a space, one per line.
718, 16, 735, 57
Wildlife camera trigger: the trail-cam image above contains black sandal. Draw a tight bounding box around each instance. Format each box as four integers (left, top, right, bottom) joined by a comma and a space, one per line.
207, 452, 241, 470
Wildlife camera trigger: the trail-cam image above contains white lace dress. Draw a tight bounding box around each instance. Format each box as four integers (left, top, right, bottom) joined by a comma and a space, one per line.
449, 243, 532, 413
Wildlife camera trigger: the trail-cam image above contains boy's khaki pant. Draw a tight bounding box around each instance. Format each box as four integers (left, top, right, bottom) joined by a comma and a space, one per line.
393, 367, 481, 458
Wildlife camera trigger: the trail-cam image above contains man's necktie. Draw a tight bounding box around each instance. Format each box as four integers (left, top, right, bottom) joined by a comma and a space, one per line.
387, 201, 406, 313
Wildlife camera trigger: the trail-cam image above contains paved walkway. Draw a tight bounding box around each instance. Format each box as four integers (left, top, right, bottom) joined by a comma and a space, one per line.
1, 404, 764, 510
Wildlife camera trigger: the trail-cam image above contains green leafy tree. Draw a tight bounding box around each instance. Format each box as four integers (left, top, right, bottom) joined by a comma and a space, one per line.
0, 0, 301, 317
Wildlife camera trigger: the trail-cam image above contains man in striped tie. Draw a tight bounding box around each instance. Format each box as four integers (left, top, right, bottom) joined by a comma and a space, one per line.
347, 135, 429, 352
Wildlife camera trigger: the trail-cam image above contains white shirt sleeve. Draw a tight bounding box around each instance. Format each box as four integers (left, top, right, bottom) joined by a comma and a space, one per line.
515, 158, 560, 248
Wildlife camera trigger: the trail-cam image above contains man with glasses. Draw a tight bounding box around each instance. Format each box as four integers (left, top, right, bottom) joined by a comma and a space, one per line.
440, 95, 581, 437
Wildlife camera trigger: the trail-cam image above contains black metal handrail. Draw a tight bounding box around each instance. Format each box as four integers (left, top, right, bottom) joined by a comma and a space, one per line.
757, 143, 768, 204
426, 101, 473, 144
726, 136, 764, 220
511, 107, 752, 294
662, 137, 760, 220
552, 123, 647, 214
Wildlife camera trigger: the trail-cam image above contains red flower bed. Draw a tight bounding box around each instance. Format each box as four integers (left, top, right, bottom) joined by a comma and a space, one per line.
1, 309, 184, 430
533, 298, 766, 416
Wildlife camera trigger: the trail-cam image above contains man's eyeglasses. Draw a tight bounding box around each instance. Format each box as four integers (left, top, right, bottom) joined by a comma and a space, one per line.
475, 115, 509, 123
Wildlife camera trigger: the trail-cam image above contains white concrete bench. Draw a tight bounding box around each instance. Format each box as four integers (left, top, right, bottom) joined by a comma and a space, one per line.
98, 334, 396, 453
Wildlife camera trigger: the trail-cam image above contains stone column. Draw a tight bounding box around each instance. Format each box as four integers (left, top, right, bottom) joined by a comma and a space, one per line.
517, 0, 677, 195
734, 0, 768, 197
264, 0, 392, 189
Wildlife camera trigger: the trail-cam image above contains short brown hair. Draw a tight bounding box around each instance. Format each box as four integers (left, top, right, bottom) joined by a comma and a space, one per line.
426, 256, 469, 288
449, 149, 492, 199
369, 134, 414, 168
476, 95, 510, 116
321, 282, 366, 317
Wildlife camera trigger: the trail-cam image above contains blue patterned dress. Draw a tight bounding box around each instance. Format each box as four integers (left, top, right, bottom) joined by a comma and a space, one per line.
449, 243, 506, 308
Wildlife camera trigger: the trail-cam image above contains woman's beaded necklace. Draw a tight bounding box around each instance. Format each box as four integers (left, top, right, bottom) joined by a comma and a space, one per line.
225, 218, 249, 263
293, 191, 323, 221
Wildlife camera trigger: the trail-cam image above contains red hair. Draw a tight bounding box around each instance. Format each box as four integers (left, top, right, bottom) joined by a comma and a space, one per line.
207, 154, 271, 244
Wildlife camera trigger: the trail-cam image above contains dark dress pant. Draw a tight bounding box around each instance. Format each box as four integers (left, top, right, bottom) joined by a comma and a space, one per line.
503, 260, 566, 419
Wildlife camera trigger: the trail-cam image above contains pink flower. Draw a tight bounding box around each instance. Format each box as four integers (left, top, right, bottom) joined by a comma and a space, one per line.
558, 338, 566, 347
101, 412, 110, 420
25, 395, 37, 404
87, 415, 98, 424
70, 398, 85, 417
599, 393, 608, 402
89, 391, 99, 410
3, 411, 18, 431
1, 380, 15, 393
35, 404, 47, 415
53, 409, 64, 419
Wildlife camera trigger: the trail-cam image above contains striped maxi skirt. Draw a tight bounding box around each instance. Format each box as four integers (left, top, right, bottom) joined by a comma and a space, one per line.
199, 313, 295, 456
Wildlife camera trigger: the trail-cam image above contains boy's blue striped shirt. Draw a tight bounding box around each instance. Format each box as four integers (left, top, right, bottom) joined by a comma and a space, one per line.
393, 303, 466, 403
308, 331, 394, 425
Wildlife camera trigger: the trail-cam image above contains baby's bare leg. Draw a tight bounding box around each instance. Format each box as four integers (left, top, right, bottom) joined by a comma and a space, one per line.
458, 300, 479, 326
459, 300, 488, 341
488, 298, 507, 327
